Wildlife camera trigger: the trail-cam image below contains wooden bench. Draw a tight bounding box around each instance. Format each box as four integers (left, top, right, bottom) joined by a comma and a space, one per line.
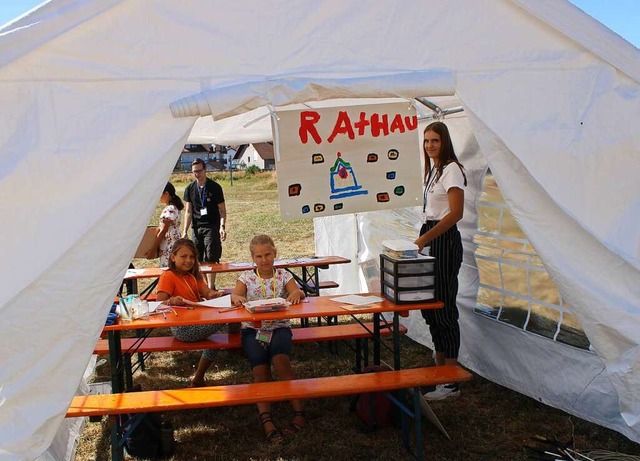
94, 322, 405, 355
68, 365, 472, 461
306, 280, 339, 290
97, 322, 408, 387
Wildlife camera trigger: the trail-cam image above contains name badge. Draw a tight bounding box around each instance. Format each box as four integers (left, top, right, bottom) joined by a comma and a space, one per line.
256, 329, 273, 344
200, 208, 208, 216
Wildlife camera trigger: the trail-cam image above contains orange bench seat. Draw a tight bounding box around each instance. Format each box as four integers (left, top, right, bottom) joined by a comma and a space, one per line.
94, 322, 407, 355
67, 365, 471, 418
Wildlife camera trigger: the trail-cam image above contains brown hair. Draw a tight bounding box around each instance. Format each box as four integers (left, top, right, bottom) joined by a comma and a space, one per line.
168, 238, 203, 280
423, 121, 467, 187
191, 158, 206, 169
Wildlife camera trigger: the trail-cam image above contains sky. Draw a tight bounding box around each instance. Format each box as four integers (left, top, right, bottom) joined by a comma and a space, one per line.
0, 0, 639, 49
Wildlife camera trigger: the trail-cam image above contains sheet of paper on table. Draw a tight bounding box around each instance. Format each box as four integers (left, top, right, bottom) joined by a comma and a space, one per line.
148, 301, 162, 313
229, 262, 251, 267
331, 295, 383, 306
195, 295, 232, 308
125, 268, 147, 277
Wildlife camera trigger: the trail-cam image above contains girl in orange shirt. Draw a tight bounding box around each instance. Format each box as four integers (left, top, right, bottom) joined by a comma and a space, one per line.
156, 238, 223, 387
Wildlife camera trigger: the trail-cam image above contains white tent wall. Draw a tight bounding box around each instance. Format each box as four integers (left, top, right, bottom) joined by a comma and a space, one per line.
1, 0, 639, 458
314, 103, 640, 440
457, 72, 640, 432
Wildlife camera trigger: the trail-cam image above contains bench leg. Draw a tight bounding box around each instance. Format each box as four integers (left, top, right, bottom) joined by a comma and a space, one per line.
123, 353, 133, 391
393, 313, 401, 370
109, 416, 124, 461
413, 387, 424, 461
373, 313, 381, 365
386, 388, 424, 461
108, 331, 124, 393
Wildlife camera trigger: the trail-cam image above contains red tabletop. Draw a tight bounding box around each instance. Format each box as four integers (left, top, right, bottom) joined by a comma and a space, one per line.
105, 292, 442, 331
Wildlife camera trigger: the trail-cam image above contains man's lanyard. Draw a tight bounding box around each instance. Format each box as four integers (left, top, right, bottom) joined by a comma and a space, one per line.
257, 270, 278, 298
198, 183, 207, 209
422, 166, 438, 212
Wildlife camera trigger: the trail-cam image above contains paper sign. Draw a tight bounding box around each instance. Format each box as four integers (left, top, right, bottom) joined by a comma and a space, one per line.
273, 102, 422, 221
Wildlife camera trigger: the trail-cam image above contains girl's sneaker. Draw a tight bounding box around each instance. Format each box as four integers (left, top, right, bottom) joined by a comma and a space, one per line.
423, 383, 460, 401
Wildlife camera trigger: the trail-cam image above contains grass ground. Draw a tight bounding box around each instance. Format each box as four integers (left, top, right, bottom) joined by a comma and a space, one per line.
75, 171, 640, 460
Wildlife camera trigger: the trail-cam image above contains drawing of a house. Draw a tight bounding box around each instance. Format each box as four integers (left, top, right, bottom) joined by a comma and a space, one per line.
329, 153, 368, 199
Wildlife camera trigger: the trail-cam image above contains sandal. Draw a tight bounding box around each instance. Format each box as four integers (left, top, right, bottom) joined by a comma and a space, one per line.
259, 412, 283, 444
283, 410, 306, 435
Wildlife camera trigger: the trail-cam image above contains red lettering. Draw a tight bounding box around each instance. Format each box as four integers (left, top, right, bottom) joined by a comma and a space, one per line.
327, 111, 355, 143
370, 113, 389, 137
389, 114, 406, 134
299, 111, 322, 144
404, 115, 418, 131
353, 112, 370, 136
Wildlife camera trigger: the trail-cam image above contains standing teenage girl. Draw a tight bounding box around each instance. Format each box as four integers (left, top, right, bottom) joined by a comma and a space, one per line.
230, 235, 306, 443
414, 121, 466, 401
155, 238, 223, 387
145, 182, 184, 267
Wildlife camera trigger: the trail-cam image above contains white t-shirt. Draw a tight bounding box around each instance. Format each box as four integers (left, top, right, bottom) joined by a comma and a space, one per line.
423, 162, 465, 221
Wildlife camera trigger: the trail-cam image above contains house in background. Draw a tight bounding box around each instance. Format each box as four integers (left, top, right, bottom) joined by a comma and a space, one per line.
232, 142, 275, 170
177, 144, 238, 171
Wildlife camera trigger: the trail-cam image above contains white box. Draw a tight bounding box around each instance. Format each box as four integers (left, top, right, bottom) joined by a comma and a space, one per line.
88, 381, 112, 395
381, 239, 419, 259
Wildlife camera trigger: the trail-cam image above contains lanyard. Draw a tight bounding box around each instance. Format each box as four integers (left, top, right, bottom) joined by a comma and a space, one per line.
180, 273, 201, 301
199, 184, 207, 209
422, 166, 438, 212
257, 269, 278, 298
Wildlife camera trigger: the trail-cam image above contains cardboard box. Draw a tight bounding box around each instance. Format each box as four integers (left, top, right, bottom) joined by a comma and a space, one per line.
134, 226, 159, 259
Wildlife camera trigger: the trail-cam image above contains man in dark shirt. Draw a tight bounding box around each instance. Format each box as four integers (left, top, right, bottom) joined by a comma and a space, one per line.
182, 158, 227, 289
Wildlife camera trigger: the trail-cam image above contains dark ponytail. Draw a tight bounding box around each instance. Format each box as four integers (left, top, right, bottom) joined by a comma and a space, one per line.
163, 182, 184, 211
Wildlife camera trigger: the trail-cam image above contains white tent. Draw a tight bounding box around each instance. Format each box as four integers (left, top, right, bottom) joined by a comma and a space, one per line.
1, 0, 639, 459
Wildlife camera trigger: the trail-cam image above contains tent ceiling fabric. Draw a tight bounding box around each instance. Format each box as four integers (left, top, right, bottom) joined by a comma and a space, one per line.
170, 71, 455, 119
0, 0, 639, 459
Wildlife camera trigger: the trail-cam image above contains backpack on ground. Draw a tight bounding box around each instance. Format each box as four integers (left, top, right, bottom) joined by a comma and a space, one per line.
353, 364, 398, 432
118, 386, 175, 459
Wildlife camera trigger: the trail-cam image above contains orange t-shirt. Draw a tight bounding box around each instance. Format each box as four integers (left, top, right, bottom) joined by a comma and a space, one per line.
157, 270, 207, 302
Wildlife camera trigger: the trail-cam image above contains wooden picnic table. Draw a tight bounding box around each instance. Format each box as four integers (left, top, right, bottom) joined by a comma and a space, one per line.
104, 292, 441, 393
95, 293, 444, 461
124, 255, 350, 297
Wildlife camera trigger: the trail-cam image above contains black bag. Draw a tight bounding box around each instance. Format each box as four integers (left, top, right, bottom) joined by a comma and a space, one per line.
118, 386, 175, 459
121, 413, 160, 458
354, 365, 397, 432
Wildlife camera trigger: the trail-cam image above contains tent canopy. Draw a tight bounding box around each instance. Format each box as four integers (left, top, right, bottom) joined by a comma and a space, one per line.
1, 1, 639, 459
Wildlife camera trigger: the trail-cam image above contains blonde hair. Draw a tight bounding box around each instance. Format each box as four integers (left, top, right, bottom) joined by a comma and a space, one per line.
249, 234, 277, 255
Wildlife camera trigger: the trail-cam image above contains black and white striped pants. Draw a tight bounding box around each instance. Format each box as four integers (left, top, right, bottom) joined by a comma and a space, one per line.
419, 220, 463, 359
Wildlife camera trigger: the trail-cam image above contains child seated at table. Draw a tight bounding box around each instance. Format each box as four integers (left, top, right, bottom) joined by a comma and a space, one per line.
156, 238, 223, 387
231, 234, 306, 443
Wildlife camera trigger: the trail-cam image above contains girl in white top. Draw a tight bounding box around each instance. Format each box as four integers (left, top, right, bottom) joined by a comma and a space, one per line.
145, 182, 183, 267
414, 121, 466, 401
231, 235, 306, 443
